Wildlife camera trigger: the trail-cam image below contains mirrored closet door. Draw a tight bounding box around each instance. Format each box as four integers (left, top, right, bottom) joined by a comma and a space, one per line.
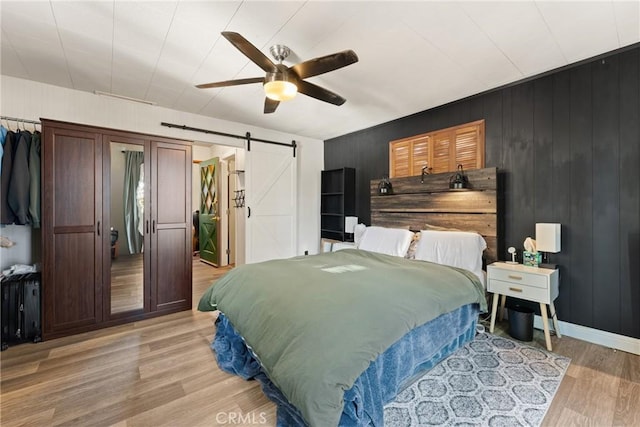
105, 136, 150, 317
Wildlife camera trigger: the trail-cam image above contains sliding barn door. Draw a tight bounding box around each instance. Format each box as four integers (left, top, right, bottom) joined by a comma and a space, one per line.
245, 142, 297, 264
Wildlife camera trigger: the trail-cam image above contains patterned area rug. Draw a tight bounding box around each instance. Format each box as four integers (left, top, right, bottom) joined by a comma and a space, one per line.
384, 333, 570, 427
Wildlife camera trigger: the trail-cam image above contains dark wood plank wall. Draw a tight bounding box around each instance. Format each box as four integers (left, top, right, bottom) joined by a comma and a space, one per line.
324, 45, 640, 339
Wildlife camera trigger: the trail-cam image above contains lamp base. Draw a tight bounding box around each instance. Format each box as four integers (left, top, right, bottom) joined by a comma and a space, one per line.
539, 252, 558, 269
539, 263, 558, 269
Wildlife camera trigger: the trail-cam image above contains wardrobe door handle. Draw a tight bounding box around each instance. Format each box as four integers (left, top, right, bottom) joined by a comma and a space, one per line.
146, 220, 149, 234
97, 221, 100, 236
152, 220, 156, 233
247, 207, 251, 218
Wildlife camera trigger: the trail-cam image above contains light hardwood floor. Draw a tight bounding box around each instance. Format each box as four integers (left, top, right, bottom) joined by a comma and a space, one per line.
110, 253, 144, 314
1, 257, 638, 426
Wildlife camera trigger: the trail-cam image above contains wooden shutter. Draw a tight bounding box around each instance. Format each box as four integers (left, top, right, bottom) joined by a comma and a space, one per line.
411, 135, 430, 175
431, 130, 451, 173
388, 120, 485, 177
389, 140, 411, 178
455, 123, 484, 171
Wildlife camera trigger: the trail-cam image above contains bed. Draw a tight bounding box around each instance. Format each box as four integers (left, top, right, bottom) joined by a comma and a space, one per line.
199, 167, 500, 426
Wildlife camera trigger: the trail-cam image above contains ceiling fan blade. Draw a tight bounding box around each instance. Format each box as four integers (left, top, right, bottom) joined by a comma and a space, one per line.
222, 32, 278, 73
292, 50, 358, 79
264, 97, 280, 114
196, 77, 264, 89
296, 80, 346, 106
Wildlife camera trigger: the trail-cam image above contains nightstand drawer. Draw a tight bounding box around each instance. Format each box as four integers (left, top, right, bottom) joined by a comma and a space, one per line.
488, 279, 549, 303
487, 267, 548, 289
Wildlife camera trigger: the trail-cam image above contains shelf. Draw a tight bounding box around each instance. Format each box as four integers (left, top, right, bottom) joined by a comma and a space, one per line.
321, 230, 345, 240
372, 188, 482, 197
320, 167, 355, 243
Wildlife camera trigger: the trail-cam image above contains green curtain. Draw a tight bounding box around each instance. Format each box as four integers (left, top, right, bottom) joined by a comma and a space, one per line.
124, 151, 144, 254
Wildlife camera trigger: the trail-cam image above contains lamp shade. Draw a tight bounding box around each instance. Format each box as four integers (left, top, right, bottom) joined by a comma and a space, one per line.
345, 216, 358, 234
536, 223, 561, 253
264, 72, 297, 101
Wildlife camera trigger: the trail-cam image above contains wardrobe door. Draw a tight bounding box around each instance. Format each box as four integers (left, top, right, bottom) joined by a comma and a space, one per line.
103, 135, 150, 320
150, 140, 192, 312
42, 123, 103, 339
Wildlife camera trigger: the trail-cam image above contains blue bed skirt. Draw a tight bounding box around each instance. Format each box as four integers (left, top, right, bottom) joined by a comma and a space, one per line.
212, 303, 479, 426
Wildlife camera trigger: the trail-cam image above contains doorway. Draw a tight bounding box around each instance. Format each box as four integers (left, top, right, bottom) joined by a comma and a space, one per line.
199, 157, 220, 267
227, 156, 237, 266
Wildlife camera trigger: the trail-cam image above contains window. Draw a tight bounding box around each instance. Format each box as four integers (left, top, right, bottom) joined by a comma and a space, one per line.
389, 120, 485, 177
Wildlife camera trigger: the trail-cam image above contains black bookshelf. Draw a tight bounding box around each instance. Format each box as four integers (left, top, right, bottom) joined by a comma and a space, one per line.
320, 167, 356, 241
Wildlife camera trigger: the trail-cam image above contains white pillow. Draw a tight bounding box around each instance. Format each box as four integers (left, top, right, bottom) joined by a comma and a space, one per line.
354, 223, 367, 246
357, 226, 414, 257
415, 230, 487, 285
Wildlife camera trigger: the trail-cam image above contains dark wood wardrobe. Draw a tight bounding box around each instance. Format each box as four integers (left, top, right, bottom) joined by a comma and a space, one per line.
41, 120, 192, 340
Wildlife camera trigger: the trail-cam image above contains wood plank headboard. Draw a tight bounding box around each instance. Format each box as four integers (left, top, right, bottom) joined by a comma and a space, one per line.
370, 167, 500, 264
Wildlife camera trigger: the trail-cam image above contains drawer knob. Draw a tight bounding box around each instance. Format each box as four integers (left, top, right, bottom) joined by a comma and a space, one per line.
509, 287, 523, 293
508, 275, 523, 280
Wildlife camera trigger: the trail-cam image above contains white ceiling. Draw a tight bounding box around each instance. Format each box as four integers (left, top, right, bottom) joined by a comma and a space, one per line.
1, 1, 638, 140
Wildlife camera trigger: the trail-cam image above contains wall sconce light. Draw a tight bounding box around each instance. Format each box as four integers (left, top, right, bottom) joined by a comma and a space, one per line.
536, 223, 561, 269
377, 175, 393, 195
449, 164, 470, 190
421, 164, 431, 183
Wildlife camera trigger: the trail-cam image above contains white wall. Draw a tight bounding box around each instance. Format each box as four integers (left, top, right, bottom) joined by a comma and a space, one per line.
0, 75, 323, 269
297, 139, 322, 255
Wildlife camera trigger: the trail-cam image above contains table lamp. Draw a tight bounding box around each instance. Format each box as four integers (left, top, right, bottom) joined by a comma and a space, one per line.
345, 216, 358, 242
536, 223, 561, 269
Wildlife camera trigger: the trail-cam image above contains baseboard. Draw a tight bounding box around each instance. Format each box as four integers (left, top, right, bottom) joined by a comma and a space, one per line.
533, 315, 640, 356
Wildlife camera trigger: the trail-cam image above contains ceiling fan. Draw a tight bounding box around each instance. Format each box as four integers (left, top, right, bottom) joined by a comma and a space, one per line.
196, 32, 359, 114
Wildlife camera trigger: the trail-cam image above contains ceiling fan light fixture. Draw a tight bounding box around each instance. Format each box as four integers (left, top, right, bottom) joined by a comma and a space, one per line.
264, 72, 297, 101
196, 32, 357, 113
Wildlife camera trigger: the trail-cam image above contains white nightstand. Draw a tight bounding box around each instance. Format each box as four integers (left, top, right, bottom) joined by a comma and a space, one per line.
487, 262, 561, 351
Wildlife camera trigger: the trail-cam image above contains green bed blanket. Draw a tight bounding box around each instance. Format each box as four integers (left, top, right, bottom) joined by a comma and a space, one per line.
198, 249, 486, 426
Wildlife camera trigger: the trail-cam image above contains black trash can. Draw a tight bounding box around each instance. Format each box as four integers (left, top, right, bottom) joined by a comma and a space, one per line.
508, 305, 534, 341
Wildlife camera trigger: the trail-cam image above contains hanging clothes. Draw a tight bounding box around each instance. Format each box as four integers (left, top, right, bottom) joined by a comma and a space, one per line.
7, 130, 31, 225
0, 125, 7, 176
1, 131, 16, 224
124, 151, 144, 254
29, 131, 41, 228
